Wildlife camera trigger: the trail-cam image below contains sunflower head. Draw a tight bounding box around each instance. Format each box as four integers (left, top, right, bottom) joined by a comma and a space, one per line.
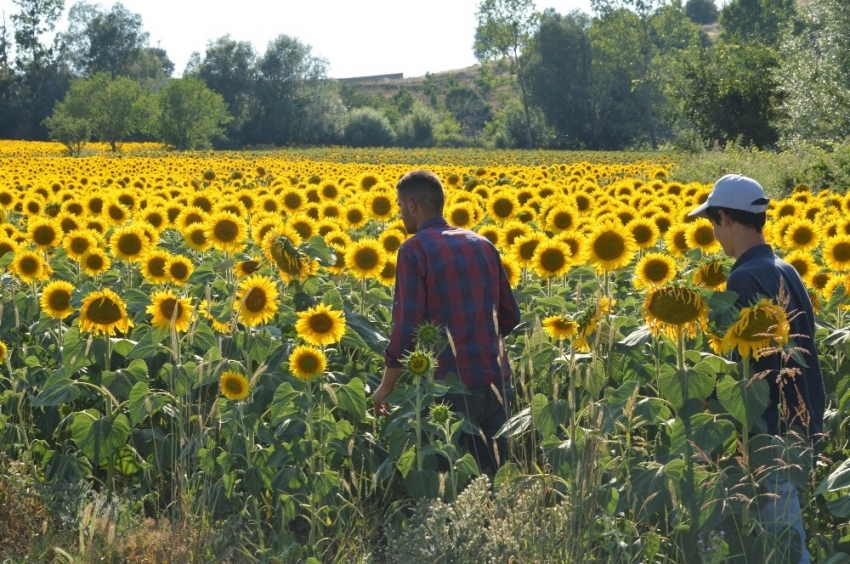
429, 402, 453, 425
220, 370, 250, 401
634, 252, 677, 290
40, 280, 75, 319
643, 285, 707, 339
403, 349, 436, 377
542, 315, 579, 340
694, 259, 728, 289
415, 321, 444, 350
289, 345, 327, 380
79, 288, 133, 336
295, 303, 346, 346
721, 298, 790, 360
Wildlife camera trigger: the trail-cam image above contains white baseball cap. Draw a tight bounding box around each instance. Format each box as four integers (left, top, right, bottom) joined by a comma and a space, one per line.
688, 174, 770, 218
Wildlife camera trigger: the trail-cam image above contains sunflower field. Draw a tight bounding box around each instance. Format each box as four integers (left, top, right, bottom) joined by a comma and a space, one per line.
1, 140, 850, 563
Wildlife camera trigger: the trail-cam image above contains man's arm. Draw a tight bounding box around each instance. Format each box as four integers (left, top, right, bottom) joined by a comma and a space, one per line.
373, 366, 401, 416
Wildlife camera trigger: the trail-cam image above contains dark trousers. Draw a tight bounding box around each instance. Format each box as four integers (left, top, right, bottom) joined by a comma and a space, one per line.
440, 380, 513, 475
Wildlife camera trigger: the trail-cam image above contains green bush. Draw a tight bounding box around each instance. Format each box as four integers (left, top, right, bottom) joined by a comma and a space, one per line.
343, 107, 395, 147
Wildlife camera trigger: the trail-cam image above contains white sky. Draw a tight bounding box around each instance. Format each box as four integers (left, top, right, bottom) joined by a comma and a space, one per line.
0, 0, 594, 78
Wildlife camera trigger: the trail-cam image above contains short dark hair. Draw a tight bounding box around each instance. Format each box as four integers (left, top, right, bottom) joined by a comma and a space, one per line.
396, 169, 445, 214
705, 206, 766, 233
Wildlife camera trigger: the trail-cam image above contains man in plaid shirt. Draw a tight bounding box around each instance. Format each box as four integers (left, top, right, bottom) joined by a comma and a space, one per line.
373, 169, 521, 474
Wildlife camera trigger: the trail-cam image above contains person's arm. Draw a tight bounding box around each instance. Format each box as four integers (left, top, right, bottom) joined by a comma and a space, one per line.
373, 366, 401, 416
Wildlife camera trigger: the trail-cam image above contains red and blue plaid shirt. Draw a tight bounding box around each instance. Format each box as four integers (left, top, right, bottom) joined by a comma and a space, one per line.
384, 217, 521, 388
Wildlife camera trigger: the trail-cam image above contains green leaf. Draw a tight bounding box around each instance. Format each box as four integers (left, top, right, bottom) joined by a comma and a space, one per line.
344, 311, 389, 355
534, 397, 570, 439
190, 321, 218, 354
128, 381, 166, 427
270, 382, 302, 425
827, 496, 850, 519
332, 377, 367, 422
495, 406, 532, 438
716, 374, 769, 430
620, 325, 652, 347
454, 452, 480, 476
33, 371, 80, 408
305, 235, 336, 266
657, 363, 714, 411
817, 458, 850, 495
70, 410, 131, 465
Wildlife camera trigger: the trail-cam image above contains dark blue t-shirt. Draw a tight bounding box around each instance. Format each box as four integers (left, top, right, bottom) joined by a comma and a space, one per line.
727, 244, 825, 441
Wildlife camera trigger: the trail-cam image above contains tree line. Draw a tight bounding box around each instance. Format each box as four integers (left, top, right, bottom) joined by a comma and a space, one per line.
1, 0, 848, 152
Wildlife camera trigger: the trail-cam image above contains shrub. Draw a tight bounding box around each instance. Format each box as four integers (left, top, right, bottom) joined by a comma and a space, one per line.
343, 107, 395, 147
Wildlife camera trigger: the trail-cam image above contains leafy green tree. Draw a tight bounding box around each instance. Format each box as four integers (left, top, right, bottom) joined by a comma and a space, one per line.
395, 101, 437, 148
343, 107, 394, 147
524, 9, 594, 148
685, 0, 718, 24
776, 0, 850, 147
250, 34, 328, 146
10, 0, 63, 67
444, 85, 491, 142
673, 42, 781, 148
46, 72, 156, 151
192, 35, 257, 147
60, 0, 173, 79
591, 0, 702, 148
43, 111, 89, 155
157, 77, 231, 150
474, 0, 539, 147
720, 0, 795, 48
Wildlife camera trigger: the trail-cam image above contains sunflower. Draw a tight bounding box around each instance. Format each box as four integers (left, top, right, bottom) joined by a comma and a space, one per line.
81, 250, 111, 277
542, 315, 579, 340
11, 250, 51, 283
287, 213, 316, 242
295, 303, 346, 346
103, 198, 130, 226
109, 224, 149, 262
279, 188, 304, 214
685, 218, 720, 254
721, 298, 790, 360
288, 345, 327, 380
345, 238, 386, 279
500, 256, 521, 288
643, 285, 707, 339
633, 252, 677, 290
163, 255, 192, 285
782, 250, 817, 286
175, 206, 208, 231
182, 224, 211, 252
234, 258, 262, 278
63, 229, 102, 261
511, 232, 544, 267
40, 280, 75, 319
147, 290, 193, 332
543, 201, 576, 233
140, 249, 172, 284
403, 349, 436, 376
343, 203, 369, 229
822, 235, 850, 272
446, 201, 480, 229
781, 218, 819, 252
263, 231, 311, 282
27, 217, 62, 250
205, 211, 246, 253
488, 190, 516, 224
627, 218, 660, 250
532, 239, 572, 278
220, 370, 250, 401
0, 236, 18, 262
366, 190, 395, 221
0, 341, 6, 363
234, 274, 279, 327
78, 288, 132, 336
585, 220, 637, 273
476, 225, 501, 247
694, 258, 728, 290
663, 224, 691, 259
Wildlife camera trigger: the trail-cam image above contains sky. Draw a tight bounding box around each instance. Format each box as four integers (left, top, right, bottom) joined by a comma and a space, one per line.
0, 0, 594, 78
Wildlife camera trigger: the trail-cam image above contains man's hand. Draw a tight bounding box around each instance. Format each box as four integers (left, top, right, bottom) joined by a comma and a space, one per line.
373, 366, 401, 416
373, 381, 395, 416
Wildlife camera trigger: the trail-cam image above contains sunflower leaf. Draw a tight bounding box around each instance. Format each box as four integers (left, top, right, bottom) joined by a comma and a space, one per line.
332, 377, 367, 422
70, 409, 131, 465
716, 374, 769, 430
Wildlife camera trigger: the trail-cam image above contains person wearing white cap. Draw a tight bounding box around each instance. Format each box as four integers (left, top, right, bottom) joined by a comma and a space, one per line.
689, 174, 824, 563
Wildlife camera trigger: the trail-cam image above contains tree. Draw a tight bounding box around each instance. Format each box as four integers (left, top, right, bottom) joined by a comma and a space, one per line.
250, 34, 328, 146
776, 0, 850, 147
192, 35, 256, 146
60, 1, 173, 79
685, 0, 718, 24
157, 77, 231, 150
46, 72, 156, 150
444, 85, 491, 141
43, 111, 89, 155
591, 0, 702, 148
720, 0, 795, 48
474, 0, 539, 148
10, 0, 63, 68
524, 9, 594, 148
343, 107, 394, 147
673, 42, 781, 148
395, 101, 437, 148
